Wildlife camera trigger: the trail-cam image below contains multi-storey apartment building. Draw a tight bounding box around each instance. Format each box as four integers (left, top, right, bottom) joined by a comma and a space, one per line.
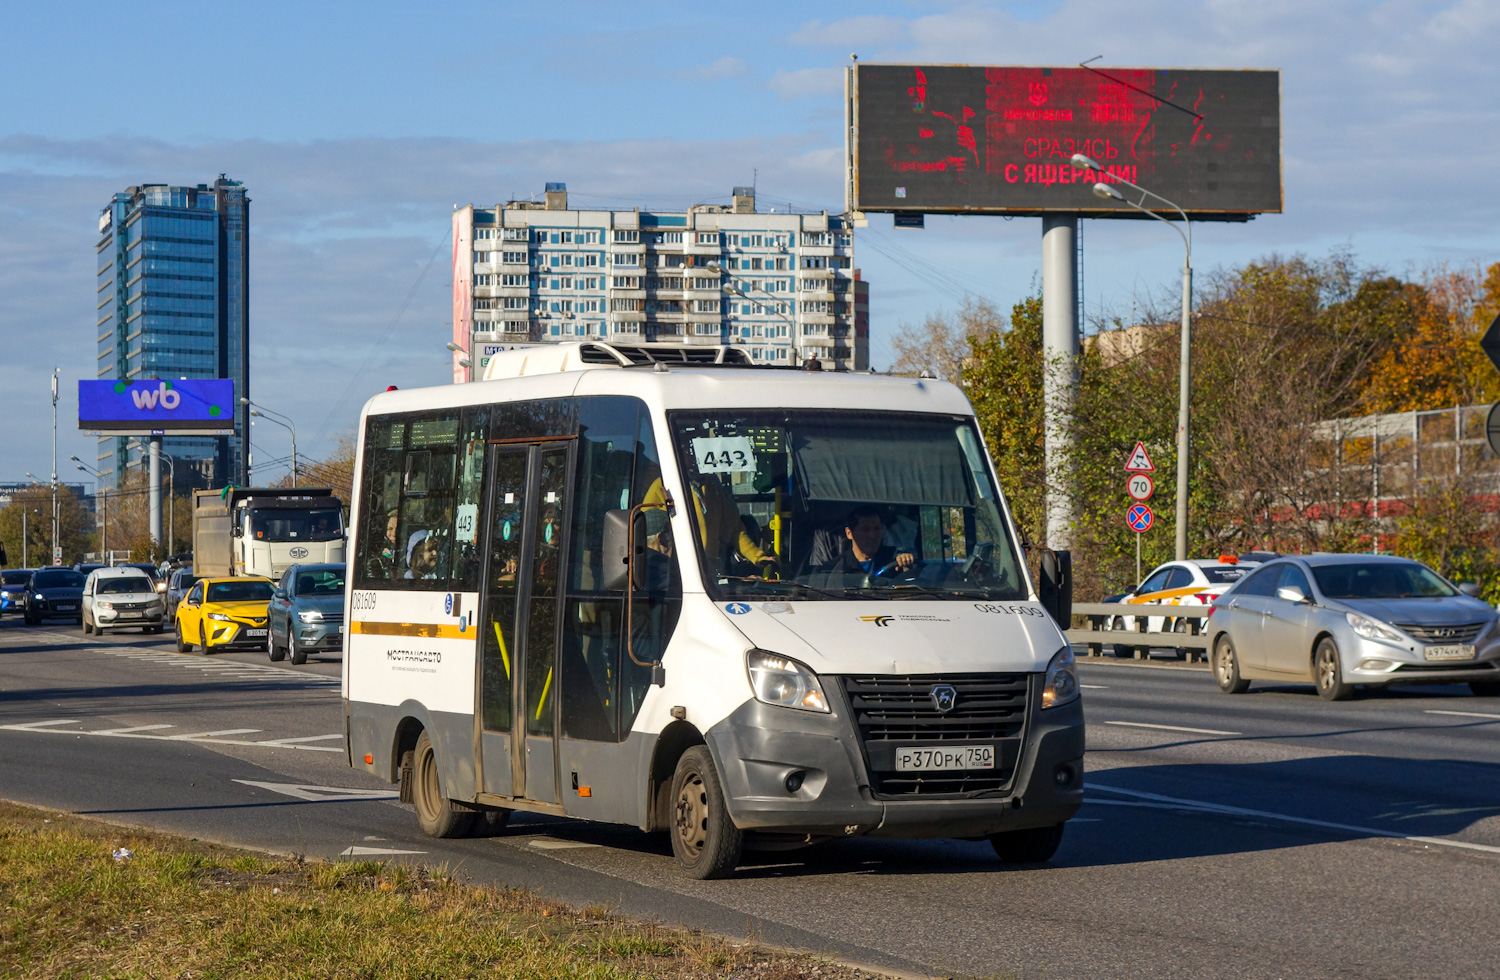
94, 178, 249, 490
450, 184, 867, 379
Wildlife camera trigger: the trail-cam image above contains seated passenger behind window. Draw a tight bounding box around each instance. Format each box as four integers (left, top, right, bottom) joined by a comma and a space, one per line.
820, 506, 916, 576
642, 475, 777, 578
404, 530, 442, 580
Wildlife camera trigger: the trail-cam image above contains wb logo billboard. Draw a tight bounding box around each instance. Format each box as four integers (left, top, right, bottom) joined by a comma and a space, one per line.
78, 379, 235, 434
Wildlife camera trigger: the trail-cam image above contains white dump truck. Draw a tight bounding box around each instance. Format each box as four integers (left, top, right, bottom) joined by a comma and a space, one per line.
192, 488, 346, 579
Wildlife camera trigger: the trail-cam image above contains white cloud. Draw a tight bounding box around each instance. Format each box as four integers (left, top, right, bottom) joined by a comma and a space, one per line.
680, 56, 751, 81
789, 15, 910, 49
767, 67, 844, 101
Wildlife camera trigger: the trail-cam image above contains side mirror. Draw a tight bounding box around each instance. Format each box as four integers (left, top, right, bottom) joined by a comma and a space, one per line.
1039, 549, 1072, 629
602, 509, 646, 592
187, 596, 201, 607
232, 525, 243, 538
1458, 582, 1482, 598
1276, 585, 1308, 604
273, 588, 288, 600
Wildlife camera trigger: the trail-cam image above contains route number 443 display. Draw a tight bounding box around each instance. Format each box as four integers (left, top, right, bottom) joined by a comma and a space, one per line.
691, 436, 756, 473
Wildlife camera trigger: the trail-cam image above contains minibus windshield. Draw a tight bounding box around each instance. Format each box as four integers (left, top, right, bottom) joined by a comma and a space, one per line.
667, 410, 1027, 602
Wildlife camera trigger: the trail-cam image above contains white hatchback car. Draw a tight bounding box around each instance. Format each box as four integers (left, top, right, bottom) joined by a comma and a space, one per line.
83, 567, 166, 635
1107, 556, 1266, 653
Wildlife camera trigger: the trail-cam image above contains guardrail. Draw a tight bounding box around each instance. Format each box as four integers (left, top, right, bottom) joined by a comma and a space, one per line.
1067, 602, 1211, 663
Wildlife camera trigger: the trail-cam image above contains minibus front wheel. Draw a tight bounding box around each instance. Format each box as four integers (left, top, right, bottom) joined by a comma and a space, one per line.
411, 730, 477, 839
669, 747, 743, 879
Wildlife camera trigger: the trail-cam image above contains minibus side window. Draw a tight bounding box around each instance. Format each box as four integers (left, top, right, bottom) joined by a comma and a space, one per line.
449, 405, 489, 592
560, 397, 680, 742
354, 417, 405, 587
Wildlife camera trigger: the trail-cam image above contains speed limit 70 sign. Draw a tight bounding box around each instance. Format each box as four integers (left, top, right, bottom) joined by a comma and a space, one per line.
1127, 473, 1154, 501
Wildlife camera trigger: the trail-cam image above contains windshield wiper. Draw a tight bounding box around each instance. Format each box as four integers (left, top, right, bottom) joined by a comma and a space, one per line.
718, 576, 845, 601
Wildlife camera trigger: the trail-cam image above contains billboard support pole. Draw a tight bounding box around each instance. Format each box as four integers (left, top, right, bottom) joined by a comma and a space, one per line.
1041, 215, 1079, 550
149, 436, 162, 552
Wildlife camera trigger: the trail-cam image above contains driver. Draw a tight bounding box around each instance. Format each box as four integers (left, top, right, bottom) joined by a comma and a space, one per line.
822, 506, 916, 576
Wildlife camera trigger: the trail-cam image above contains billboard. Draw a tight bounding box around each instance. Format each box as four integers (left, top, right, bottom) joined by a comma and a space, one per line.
78, 379, 235, 435
848, 64, 1282, 218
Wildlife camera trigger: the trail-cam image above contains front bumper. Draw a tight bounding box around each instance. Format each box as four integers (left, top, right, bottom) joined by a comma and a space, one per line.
294, 620, 345, 651
97, 605, 165, 626
704, 682, 1085, 839
205, 620, 270, 650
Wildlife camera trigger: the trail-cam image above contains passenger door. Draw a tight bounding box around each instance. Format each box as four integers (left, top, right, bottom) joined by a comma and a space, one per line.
1225, 563, 1284, 670
1261, 564, 1318, 676
476, 442, 571, 804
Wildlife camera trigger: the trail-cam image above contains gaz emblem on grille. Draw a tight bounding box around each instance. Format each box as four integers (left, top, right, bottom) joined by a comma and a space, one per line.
288, 547, 309, 559
930, 685, 958, 713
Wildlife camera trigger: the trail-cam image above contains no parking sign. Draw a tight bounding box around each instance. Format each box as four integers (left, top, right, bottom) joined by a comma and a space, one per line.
1127, 503, 1154, 534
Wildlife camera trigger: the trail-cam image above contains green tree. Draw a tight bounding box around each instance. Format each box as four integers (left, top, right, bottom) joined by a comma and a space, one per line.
0, 484, 96, 568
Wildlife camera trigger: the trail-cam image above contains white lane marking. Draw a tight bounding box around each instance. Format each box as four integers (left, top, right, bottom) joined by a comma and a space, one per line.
1426, 709, 1500, 721
529, 838, 600, 850
1088, 784, 1500, 856
6, 719, 83, 730
170, 729, 261, 740
234, 779, 399, 802
340, 846, 426, 857
258, 734, 343, 745
1104, 721, 1240, 736
93, 724, 175, 735
0, 721, 342, 753
1080, 684, 1108, 689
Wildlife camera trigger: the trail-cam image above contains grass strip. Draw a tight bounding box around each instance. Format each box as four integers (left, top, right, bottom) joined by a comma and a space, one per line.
0, 801, 896, 980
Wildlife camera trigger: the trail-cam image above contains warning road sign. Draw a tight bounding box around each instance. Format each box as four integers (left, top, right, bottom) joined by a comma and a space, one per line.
1127, 503, 1154, 533
1123, 442, 1155, 472
1127, 473, 1154, 501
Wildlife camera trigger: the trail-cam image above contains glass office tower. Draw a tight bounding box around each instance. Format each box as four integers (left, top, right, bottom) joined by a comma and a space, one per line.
95, 178, 249, 492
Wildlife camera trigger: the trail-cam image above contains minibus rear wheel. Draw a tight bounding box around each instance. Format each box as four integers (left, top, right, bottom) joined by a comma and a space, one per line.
989, 823, 1064, 864
669, 746, 742, 879
412, 730, 477, 838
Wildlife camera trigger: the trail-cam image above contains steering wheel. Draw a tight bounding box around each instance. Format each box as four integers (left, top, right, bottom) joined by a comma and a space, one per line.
874, 558, 925, 579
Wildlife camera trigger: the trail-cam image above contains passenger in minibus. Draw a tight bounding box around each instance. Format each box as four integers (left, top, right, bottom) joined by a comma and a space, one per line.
820, 506, 917, 576
643, 475, 777, 578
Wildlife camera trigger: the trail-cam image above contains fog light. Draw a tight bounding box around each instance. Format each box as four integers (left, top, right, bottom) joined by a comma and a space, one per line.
1054, 764, 1076, 788
784, 770, 805, 793
1358, 659, 1394, 671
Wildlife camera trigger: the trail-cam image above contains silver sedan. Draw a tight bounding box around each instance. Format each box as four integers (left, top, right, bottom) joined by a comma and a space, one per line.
1206, 554, 1499, 700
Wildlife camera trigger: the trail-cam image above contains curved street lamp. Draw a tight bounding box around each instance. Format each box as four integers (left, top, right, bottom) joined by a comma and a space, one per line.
1071, 153, 1194, 561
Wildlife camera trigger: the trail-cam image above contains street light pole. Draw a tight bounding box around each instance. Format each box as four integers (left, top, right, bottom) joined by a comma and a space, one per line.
240, 398, 298, 487
51, 369, 59, 565
71, 457, 107, 561
1071, 154, 1194, 561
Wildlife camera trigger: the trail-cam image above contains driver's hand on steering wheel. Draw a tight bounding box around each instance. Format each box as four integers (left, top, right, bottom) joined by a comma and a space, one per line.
757, 557, 781, 581
892, 551, 917, 571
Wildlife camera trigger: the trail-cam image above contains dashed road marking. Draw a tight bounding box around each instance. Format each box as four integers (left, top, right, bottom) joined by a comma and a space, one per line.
0, 720, 343, 752
1104, 720, 1240, 736
340, 846, 426, 857
234, 779, 398, 801
1426, 709, 1500, 721
529, 838, 600, 850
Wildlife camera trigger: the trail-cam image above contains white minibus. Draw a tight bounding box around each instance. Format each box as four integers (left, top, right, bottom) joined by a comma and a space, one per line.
344, 342, 1083, 878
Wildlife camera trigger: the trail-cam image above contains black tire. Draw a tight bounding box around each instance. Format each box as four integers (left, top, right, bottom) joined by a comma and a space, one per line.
289, 636, 308, 666
1213, 635, 1250, 694
412, 730, 477, 839
1110, 617, 1133, 659
175, 620, 193, 653
990, 823, 1065, 864
199, 624, 210, 655
475, 808, 512, 836
83, 616, 92, 635
148, 623, 163, 634
669, 745, 743, 879
1315, 637, 1354, 701
96, 625, 107, 637
1470, 681, 1500, 697
267, 632, 286, 662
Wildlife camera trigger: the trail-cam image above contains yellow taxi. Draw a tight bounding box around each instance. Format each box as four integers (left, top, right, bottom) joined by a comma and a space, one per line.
174, 576, 275, 653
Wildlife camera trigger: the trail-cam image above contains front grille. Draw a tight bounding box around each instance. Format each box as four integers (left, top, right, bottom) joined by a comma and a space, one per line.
320, 613, 344, 625
842, 673, 1030, 742
1396, 622, 1488, 643
1393, 661, 1497, 673
840, 673, 1030, 799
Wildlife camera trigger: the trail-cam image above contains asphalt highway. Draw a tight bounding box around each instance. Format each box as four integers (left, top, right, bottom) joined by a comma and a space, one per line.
2, 618, 1498, 979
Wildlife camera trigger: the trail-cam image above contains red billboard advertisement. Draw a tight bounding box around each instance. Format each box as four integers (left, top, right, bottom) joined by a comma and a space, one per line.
848, 64, 1282, 218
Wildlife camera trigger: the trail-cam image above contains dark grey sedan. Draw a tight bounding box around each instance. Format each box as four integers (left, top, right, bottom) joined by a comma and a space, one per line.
267, 563, 345, 665
1206, 554, 1499, 700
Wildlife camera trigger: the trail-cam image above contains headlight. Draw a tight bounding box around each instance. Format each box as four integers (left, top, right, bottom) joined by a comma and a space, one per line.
746, 649, 829, 713
208, 612, 234, 622
1042, 647, 1080, 709
97, 601, 115, 610
33, 594, 44, 601
1346, 611, 1404, 644
297, 610, 324, 623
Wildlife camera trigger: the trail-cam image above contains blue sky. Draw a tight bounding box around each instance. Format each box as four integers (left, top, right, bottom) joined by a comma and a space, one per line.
4, 0, 1499, 485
